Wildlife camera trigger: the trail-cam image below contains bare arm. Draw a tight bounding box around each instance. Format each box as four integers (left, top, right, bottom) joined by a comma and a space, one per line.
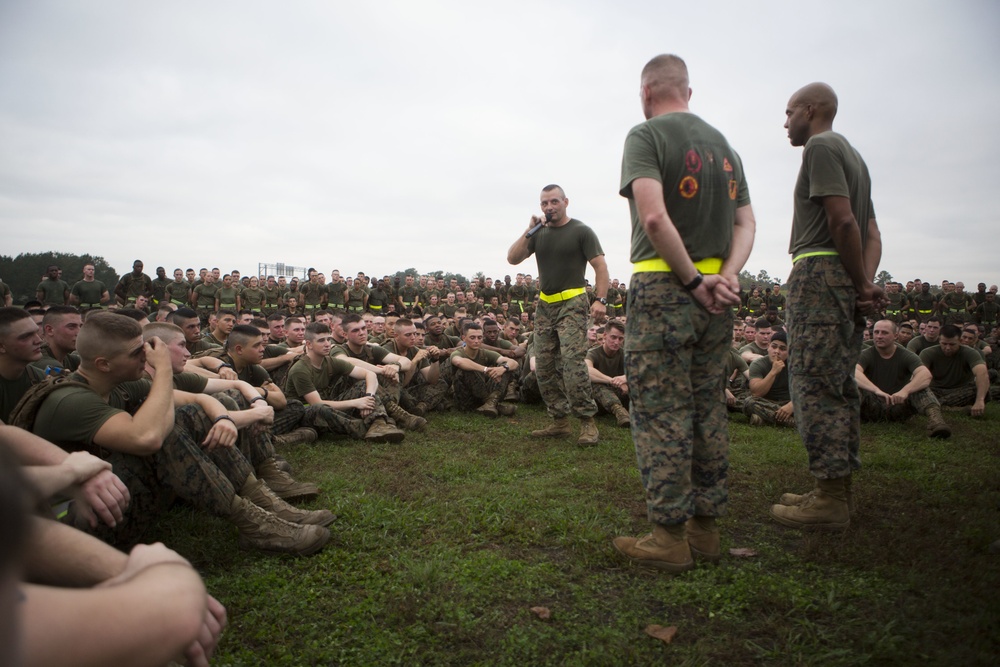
92, 340, 175, 455
507, 217, 540, 265
972, 365, 989, 416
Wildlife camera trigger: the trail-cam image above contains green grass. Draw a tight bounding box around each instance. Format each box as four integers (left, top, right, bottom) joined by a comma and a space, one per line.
157, 404, 1000, 666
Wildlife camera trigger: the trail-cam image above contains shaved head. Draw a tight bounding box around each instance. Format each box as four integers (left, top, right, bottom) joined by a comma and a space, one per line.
789, 82, 838, 122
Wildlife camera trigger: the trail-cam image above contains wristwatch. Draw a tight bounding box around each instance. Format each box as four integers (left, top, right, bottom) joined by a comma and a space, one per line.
597, 297, 608, 306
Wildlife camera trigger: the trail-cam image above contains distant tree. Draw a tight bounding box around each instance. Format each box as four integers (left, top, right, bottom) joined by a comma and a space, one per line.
875, 270, 893, 287
756, 269, 771, 285
0, 252, 119, 305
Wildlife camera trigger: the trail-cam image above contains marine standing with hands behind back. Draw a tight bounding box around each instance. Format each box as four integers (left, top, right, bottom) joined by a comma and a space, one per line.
611, 54, 755, 572
507, 184, 610, 446
769, 82, 884, 531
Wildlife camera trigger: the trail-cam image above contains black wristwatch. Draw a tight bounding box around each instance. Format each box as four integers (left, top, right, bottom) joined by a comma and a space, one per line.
597, 297, 608, 306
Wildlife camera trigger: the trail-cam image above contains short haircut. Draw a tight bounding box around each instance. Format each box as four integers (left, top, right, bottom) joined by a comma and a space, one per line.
304, 322, 331, 341
0, 307, 32, 338
116, 308, 149, 322
342, 314, 364, 328
266, 313, 284, 323
216, 309, 237, 320
876, 319, 899, 333
41, 305, 80, 326
168, 308, 199, 325
463, 321, 482, 335
940, 324, 962, 339
284, 316, 303, 328
770, 331, 788, 345
899, 323, 914, 331
229, 324, 263, 348
754, 318, 771, 330
250, 318, 268, 329
926, 316, 942, 325
143, 322, 184, 344
605, 319, 625, 336
77, 311, 143, 362
395, 318, 414, 331
541, 184, 565, 198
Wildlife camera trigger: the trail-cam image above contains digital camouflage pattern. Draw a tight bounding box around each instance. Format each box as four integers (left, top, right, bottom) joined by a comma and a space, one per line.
786, 256, 864, 480
533, 294, 597, 419
625, 272, 731, 525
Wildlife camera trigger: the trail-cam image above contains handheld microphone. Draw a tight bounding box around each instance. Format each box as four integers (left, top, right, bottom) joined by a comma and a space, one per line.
525, 212, 553, 238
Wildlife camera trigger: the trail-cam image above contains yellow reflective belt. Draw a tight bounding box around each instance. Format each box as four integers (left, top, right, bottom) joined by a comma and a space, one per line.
370, 305, 383, 311
538, 287, 586, 303
221, 303, 237, 309
632, 257, 723, 274
792, 251, 839, 263
304, 304, 318, 310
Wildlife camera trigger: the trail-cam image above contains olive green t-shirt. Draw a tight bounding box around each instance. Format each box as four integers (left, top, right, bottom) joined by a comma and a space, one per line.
285, 355, 356, 403
620, 112, 749, 264
194, 283, 218, 308
788, 131, 875, 258
70, 280, 108, 306
526, 219, 604, 295
450, 347, 501, 367
216, 287, 239, 308
37, 279, 69, 305
920, 345, 984, 390
0, 366, 46, 423
586, 345, 624, 378
748, 357, 790, 403
858, 345, 922, 394
33, 375, 151, 452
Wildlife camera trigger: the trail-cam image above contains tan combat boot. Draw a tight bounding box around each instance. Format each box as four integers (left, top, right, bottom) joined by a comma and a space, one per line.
531, 417, 572, 438
770, 477, 850, 530
925, 405, 952, 439
611, 405, 630, 428
240, 477, 336, 527
613, 523, 694, 573
228, 495, 330, 556
476, 392, 501, 418
387, 402, 427, 431
364, 419, 406, 443
686, 516, 721, 564
256, 458, 319, 501
778, 474, 855, 514
577, 417, 599, 446
497, 402, 517, 417
274, 427, 318, 448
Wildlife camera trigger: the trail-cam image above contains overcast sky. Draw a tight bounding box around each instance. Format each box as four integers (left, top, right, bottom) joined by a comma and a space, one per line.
2, 1, 998, 287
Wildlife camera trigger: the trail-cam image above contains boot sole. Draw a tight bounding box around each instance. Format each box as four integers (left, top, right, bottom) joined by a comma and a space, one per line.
238, 529, 330, 556
366, 433, 405, 444
613, 542, 694, 573
768, 507, 850, 531
689, 545, 721, 564
273, 489, 320, 502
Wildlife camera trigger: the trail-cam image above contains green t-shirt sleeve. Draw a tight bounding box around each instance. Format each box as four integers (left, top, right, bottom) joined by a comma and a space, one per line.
172, 372, 209, 394
286, 361, 318, 401
34, 387, 122, 448
748, 357, 771, 380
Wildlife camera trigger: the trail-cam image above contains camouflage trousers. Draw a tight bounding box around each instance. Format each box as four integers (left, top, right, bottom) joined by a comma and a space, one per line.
211, 390, 276, 466
451, 368, 512, 411
68, 404, 253, 548
400, 377, 451, 413
310, 377, 392, 438
625, 271, 731, 525
743, 396, 795, 427
859, 387, 939, 422
534, 293, 597, 419
272, 398, 308, 435
519, 370, 542, 404
726, 375, 749, 413
592, 383, 628, 414
934, 382, 989, 407
787, 257, 864, 480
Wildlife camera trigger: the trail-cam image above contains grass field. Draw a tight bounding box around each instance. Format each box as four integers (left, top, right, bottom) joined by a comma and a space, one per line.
159, 404, 1000, 666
